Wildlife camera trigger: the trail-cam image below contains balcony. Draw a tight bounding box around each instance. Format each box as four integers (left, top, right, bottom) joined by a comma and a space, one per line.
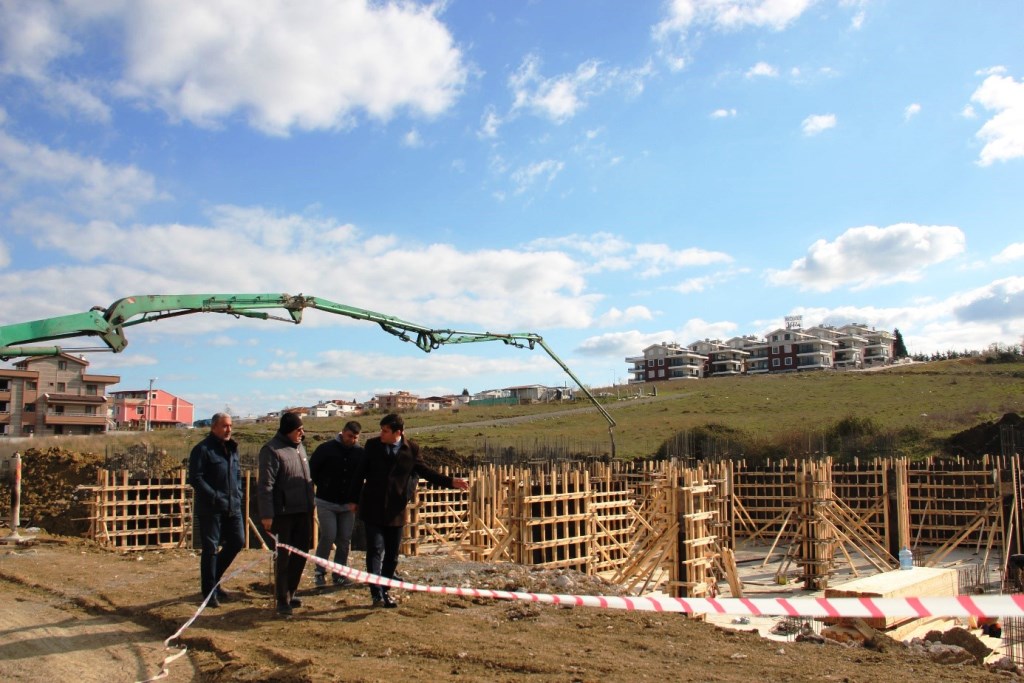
44, 415, 108, 426
43, 393, 107, 405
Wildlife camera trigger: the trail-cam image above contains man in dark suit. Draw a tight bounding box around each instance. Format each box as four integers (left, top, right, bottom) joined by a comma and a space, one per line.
352, 413, 468, 608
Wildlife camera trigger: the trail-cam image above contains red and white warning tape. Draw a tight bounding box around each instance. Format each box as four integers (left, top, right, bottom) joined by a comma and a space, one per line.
279, 542, 1024, 620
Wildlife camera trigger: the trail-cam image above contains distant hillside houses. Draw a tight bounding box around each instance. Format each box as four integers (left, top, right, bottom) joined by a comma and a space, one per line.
627, 322, 895, 383
256, 385, 575, 423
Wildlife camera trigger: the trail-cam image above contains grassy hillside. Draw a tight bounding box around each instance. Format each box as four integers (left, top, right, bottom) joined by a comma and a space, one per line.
251, 357, 1024, 461
5, 358, 1021, 463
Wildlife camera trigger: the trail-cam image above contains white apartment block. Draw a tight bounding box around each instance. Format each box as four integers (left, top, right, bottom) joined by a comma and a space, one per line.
626, 324, 895, 384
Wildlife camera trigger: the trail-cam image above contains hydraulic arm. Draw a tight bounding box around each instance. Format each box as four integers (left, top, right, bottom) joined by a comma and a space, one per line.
0, 293, 616, 452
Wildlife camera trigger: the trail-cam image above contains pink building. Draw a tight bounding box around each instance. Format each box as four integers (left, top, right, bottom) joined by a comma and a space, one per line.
110, 388, 195, 430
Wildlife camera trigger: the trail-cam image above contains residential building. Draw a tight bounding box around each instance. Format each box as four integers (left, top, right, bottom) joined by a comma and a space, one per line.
690, 339, 749, 377
376, 391, 419, 412
839, 324, 895, 367
625, 322, 895, 384
110, 388, 194, 430
0, 353, 120, 436
627, 343, 705, 384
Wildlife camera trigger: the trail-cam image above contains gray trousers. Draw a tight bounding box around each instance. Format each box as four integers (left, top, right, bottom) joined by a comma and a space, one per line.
314, 498, 355, 577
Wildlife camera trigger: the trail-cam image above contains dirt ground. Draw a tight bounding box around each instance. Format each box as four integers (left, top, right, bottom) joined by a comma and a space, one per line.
0, 533, 1018, 683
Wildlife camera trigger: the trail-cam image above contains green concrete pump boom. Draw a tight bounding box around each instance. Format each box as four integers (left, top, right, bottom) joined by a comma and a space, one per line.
0, 293, 616, 452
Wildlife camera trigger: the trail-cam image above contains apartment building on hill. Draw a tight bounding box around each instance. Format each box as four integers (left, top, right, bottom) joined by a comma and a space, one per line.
0, 354, 120, 436
626, 323, 895, 384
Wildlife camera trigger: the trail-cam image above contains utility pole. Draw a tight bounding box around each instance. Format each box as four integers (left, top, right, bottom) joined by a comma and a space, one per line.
145, 377, 157, 431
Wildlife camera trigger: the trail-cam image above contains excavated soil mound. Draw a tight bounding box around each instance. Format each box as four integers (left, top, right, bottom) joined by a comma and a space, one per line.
944, 413, 1024, 458
0, 446, 103, 535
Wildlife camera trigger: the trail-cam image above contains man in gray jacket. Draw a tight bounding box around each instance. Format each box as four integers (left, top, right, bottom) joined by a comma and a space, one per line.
258, 412, 314, 616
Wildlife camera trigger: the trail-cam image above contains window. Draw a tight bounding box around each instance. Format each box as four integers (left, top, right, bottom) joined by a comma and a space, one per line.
57, 382, 66, 392
647, 360, 654, 367
136, 406, 145, 415
772, 358, 780, 368
86, 406, 97, 416
24, 403, 36, 412
771, 346, 779, 354
658, 369, 665, 378
27, 381, 37, 390
784, 357, 793, 366
54, 405, 65, 415
58, 360, 68, 370
86, 384, 97, 396
657, 358, 664, 366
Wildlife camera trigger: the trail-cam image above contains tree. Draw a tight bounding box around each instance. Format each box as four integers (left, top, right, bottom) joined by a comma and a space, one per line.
892, 328, 909, 359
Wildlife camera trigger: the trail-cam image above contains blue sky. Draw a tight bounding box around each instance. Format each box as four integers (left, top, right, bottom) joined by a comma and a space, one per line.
0, 0, 1022, 420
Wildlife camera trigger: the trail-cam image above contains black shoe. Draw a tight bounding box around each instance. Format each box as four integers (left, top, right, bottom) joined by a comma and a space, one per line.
381, 594, 398, 609
289, 597, 302, 608
276, 601, 293, 616
216, 588, 233, 603
207, 594, 221, 608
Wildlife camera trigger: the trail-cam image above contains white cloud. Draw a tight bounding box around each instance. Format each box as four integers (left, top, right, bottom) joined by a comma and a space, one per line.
576, 318, 738, 357
0, 206, 614, 334
0, 130, 166, 218
252, 348, 551, 383
595, 306, 654, 327
746, 62, 778, 78
767, 223, 966, 292
994, 243, 1024, 263
653, 0, 817, 69
633, 244, 733, 278
505, 54, 650, 126
99, 0, 466, 135
904, 103, 921, 121
510, 159, 565, 194
711, 108, 737, 118
527, 232, 732, 278
970, 71, 1024, 166
669, 268, 747, 293
953, 276, 1024, 323
403, 129, 423, 148
478, 108, 502, 139
801, 113, 836, 136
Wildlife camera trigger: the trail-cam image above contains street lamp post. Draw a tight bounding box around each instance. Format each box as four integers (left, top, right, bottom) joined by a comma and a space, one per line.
145, 377, 157, 431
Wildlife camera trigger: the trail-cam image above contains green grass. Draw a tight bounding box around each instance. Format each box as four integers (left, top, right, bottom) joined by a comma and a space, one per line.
4, 358, 1021, 462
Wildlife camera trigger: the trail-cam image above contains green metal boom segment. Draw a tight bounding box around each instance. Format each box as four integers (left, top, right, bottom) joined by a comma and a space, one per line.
0, 293, 616, 450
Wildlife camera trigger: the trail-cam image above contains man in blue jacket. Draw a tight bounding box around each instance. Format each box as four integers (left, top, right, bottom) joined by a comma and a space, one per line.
188, 412, 244, 608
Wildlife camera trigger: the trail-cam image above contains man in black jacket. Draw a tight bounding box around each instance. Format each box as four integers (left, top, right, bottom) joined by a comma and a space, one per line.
258, 412, 315, 616
309, 420, 364, 587
352, 413, 468, 608
188, 412, 243, 608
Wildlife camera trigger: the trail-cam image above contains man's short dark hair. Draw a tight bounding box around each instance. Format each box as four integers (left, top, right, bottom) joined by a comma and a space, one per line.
343, 420, 361, 434
379, 413, 404, 432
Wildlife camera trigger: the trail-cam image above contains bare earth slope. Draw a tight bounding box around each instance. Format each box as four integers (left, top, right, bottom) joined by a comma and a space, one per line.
0, 536, 1013, 683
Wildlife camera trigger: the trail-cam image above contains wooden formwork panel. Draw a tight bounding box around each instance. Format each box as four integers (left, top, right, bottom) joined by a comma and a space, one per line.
404, 481, 469, 555
83, 470, 192, 550
589, 479, 639, 573
512, 469, 593, 572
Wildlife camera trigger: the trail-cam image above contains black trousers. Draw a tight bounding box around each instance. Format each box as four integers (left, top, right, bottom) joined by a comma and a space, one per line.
196, 511, 245, 597
271, 512, 312, 604
363, 521, 403, 601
